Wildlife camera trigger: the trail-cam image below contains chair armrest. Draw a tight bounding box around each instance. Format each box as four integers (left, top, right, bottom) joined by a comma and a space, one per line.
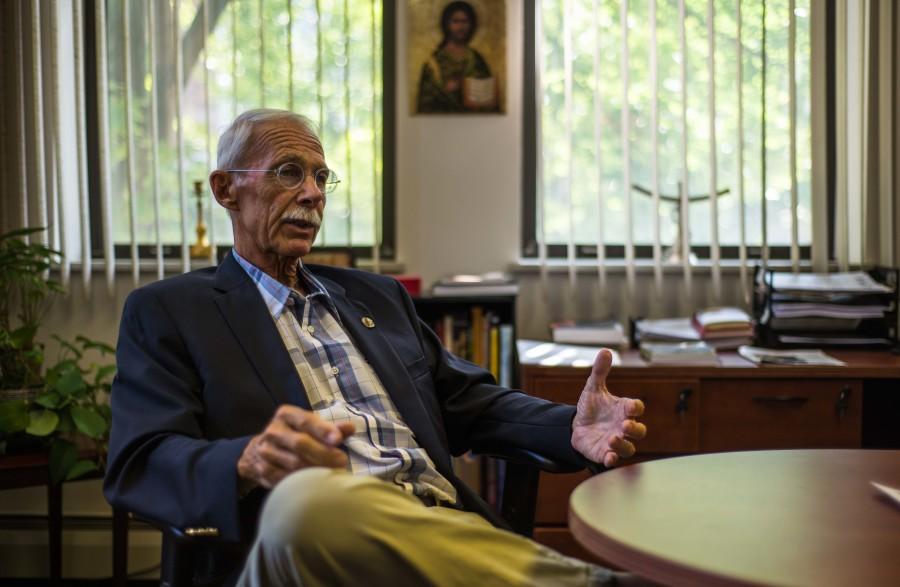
478, 447, 583, 474
475, 447, 604, 537
131, 515, 230, 587
131, 514, 224, 545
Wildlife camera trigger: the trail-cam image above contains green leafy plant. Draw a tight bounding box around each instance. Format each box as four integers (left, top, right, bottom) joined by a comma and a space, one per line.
0, 227, 115, 482
0, 227, 63, 388
0, 336, 115, 482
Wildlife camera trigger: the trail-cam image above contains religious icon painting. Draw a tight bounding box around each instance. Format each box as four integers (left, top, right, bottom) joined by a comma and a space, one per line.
408, 0, 506, 114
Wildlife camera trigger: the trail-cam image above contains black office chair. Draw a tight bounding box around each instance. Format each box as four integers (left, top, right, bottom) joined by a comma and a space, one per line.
155, 449, 591, 587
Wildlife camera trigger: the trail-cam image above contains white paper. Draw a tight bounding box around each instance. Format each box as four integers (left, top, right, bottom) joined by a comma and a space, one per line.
772, 303, 888, 319
517, 339, 621, 368
738, 346, 846, 366
777, 335, 891, 346
769, 271, 893, 293
635, 317, 701, 341
871, 482, 900, 508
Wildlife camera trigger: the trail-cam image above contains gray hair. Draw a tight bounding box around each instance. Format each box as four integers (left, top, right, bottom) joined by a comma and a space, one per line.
216, 109, 319, 170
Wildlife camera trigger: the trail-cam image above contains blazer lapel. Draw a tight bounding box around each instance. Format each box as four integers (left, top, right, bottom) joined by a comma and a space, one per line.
316, 275, 450, 470
212, 253, 311, 410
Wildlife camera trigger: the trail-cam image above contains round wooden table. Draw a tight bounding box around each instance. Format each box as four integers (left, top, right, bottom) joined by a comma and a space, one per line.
569, 449, 900, 586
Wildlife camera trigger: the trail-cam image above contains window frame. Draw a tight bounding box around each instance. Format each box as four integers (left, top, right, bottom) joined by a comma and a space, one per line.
83, 0, 397, 263
521, 0, 836, 262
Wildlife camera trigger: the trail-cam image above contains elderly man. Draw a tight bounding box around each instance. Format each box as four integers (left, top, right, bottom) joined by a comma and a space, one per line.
104, 109, 647, 586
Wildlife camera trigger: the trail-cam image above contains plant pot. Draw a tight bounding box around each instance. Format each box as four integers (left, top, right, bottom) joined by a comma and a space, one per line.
1, 431, 46, 455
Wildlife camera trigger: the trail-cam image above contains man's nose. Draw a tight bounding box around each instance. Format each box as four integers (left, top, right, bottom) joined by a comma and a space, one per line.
296, 177, 325, 207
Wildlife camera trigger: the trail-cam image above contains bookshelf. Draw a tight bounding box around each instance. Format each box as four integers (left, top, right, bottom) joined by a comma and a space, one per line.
412, 294, 519, 509
412, 294, 519, 389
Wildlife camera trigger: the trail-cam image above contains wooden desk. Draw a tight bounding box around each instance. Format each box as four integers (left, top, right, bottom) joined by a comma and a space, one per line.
522, 351, 900, 562
569, 449, 900, 587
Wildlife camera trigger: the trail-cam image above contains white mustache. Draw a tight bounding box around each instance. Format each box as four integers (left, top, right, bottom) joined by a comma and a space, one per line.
281, 207, 322, 228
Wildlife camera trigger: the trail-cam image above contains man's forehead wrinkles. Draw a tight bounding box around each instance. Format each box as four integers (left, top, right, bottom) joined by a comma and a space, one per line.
255, 126, 325, 164
257, 125, 322, 149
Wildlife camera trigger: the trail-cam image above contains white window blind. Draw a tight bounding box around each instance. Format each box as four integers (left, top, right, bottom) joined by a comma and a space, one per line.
97, 0, 385, 284
1, 0, 386, 293
534, 0, 814, 305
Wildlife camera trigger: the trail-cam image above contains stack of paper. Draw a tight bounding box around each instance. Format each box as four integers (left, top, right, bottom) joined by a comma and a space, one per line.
634, 318, 701, 342
432, 272, 519, 296
517, 340, 621, 368
768, 271, 893, 293
737, 346, 846, 366
639, 341, 719, 366
758, 270, 896, 347
691, 307, 755, 349
636, 309, 753, 350
550, 319, 627, 347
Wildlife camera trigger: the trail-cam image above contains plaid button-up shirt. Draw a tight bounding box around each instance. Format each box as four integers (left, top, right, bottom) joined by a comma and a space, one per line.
233, 251, 458, 505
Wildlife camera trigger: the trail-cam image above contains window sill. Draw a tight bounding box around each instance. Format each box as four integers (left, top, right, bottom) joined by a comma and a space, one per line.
55, 258, 406, 276
511, 258, 812, 275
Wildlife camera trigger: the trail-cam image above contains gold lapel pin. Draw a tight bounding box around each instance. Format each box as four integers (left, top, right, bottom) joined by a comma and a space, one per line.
361, 316, 376, 329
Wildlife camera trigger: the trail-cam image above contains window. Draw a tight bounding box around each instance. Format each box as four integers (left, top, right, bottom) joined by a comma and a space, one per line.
524, 0, 812, 261
93, 0, 393, 261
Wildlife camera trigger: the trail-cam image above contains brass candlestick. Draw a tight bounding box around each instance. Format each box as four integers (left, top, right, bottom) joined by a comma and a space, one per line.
190, 180, 212, 259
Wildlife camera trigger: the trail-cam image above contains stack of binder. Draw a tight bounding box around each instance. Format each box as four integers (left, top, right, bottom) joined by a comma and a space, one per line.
753, 266, 899, 348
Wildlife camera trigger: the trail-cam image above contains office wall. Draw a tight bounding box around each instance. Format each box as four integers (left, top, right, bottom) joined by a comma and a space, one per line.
396, 1, 523, 288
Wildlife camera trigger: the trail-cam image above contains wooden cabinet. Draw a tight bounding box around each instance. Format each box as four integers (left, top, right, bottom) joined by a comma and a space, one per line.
521, 351, 900, 560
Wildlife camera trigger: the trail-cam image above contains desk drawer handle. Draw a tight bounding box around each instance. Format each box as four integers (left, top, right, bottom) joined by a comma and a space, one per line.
676, 388, 693, 416
836, 387, 852, 419
752, 395, 809, 405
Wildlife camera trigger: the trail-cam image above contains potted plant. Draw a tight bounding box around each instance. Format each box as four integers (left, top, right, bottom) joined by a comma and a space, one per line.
0, 228, 115, 482
32, 336, 116, 483
0, 227, 63, 391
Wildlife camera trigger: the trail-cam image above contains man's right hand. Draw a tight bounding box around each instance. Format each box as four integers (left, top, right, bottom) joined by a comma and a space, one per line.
237, 405, 356, 490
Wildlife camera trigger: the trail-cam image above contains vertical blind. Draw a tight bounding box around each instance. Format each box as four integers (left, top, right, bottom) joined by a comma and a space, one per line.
100, 0, 385, 285
0, 0, 385, 293
534, 0, 818, 310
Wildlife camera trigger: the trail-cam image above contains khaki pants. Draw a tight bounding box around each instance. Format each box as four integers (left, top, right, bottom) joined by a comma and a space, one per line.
237, 467, 618, 587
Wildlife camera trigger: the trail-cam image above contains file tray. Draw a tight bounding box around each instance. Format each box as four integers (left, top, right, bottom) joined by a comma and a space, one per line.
753, 266, 898, 349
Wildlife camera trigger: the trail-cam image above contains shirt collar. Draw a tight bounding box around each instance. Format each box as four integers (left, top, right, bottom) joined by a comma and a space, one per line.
231, 249, 336, 320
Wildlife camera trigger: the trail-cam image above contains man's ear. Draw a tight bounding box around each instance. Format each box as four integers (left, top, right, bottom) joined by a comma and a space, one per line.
210, 170, 239, 212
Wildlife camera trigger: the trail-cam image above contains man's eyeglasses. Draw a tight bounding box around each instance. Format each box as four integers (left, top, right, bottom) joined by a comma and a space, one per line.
227, 162, 340, 193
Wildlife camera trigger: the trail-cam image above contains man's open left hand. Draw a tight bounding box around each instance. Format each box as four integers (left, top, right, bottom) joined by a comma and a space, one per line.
571, 349, 647, 467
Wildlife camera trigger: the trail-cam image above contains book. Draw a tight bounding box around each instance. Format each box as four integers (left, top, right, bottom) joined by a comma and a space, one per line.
489, 325, 500, 380
634, 317, 701, 342
465, 76, 496, 104
705, 336, 755, 350
550, 319, 627, 346
499, 324, 513, 387
639, 341, 719, 365
692, 307, 754, 337
432, 272, 519, 297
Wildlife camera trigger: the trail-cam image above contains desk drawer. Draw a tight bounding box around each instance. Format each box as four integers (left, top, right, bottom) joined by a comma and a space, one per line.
528, 377, 700, 454
700, 379, 862, 451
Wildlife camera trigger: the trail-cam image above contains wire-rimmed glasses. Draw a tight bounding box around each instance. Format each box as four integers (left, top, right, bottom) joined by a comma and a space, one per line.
227, 162, 340, 193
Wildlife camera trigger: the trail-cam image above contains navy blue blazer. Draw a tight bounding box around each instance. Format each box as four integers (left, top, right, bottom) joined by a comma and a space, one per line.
103, 252, 582, 572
